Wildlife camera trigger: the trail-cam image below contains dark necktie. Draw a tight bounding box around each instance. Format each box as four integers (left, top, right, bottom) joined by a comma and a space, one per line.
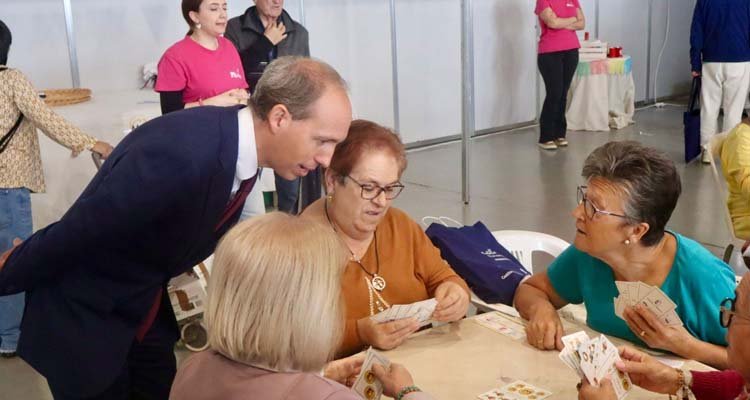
135, 172, 259, 342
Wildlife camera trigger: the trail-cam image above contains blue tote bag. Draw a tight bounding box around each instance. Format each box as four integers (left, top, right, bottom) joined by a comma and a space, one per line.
425, 219, 530, 305
684, 76, 702, 163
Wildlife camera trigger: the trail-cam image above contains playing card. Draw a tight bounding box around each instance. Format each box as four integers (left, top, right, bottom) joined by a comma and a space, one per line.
477, 388, 516, 400
558, 348, 584, 378
604, 364, 633, 400
473, 312, 526, 340
636, 282, 654, 302
658, 308, 684, 327
562, 331, 590, 350
639, 288, 677, 317
614, 281, 632, 305
593, 335, 618, 384
370, 299, 437, 327
614, 297, 625, 318
578, 339, 598, 384
499, 380, 552, 400
352, 348, 391, 400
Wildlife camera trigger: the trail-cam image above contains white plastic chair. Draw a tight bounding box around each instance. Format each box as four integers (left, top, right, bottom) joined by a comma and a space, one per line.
470, 230, 570, 314
490, 230, 570, 274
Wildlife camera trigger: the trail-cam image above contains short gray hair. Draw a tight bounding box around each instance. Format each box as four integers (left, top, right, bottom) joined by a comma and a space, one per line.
250, 56, 348, 121
205, 212, 348, 372
581, 141, 681, 247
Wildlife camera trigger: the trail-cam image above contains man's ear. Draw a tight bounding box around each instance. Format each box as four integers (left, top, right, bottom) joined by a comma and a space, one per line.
266, 104, 292, 134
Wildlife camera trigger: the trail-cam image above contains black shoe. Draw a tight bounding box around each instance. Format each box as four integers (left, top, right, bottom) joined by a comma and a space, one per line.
0, 351, 17, 358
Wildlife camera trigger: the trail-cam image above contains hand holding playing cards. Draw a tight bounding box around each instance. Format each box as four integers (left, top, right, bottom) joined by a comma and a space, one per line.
323, 354, 365, 387
357, 317, 420, 350
0, 238, 22, 272
615, 346, 681, 395
371, 363, 415, 398
623, 304, 694, 355
526, 303, 564, 350
578, 378, 617, 400
432, 281, 469, 322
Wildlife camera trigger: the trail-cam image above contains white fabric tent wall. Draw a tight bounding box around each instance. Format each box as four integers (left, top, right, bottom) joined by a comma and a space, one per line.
1, 0, 695, 145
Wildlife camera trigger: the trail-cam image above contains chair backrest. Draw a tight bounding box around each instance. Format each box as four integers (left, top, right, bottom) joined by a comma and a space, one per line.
491, 230, 569, 274
708, 130, 740, 242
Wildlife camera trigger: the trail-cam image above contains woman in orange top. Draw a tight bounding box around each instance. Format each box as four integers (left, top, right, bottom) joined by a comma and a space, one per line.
302, 120, 470, 357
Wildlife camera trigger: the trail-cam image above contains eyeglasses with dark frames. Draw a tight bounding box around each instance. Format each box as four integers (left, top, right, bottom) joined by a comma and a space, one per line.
345, 175, 405, 200
720, 296, 750, 328
576, 186, 630, 221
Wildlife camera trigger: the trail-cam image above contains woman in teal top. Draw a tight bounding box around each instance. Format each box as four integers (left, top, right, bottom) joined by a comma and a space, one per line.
514, 141, 736, 369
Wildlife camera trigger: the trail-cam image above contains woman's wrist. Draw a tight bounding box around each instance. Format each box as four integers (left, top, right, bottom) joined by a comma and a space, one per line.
395, 385, 421, 400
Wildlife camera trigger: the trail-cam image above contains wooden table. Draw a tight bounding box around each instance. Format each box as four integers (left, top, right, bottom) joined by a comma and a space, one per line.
383, 310, 713, 399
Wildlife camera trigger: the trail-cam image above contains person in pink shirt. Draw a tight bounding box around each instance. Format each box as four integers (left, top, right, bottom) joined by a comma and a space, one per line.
156, 0, 249, 115
535, 0, 585, 150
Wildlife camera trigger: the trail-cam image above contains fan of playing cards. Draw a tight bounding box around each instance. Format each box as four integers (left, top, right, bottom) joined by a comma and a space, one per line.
614, 281, 683, 327
351, 348, 391, 400
370, 298, 438, 327
558, 332, 632, 400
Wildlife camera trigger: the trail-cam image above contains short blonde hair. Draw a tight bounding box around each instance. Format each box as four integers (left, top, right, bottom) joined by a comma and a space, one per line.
205, 212, 347, 372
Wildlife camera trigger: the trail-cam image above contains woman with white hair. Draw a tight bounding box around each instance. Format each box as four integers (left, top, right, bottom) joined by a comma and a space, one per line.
169, 212, 434, 400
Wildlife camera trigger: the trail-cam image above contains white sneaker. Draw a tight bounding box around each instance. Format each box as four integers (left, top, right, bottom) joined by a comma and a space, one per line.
538, 141, 558, 150
701, 148, 711, 164
554, 138, 569, 147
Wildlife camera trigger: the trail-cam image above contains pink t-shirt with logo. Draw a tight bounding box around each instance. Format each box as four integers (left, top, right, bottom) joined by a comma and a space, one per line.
535, 0, 581, 54
155, 36, 248, 103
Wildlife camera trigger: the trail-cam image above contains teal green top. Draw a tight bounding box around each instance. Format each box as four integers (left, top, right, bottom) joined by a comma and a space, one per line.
547, 231, 736, 347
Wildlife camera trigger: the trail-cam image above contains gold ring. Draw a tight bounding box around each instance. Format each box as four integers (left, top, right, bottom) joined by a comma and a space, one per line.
640, 330, 646, 337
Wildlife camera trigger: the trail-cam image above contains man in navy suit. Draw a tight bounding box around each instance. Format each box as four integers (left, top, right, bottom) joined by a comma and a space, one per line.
0, 56, 351, 400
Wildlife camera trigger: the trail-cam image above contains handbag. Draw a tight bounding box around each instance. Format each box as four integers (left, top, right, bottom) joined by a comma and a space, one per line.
0, 67, 24, 155
424, 218, 530, 305
683, 76, 701, 163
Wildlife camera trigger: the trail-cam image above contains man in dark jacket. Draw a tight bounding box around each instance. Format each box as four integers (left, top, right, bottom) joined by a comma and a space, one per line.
0, 57, 351, 400
226, 0, 317, 215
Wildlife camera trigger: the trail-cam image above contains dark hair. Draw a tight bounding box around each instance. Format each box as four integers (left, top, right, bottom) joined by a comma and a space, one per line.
250, 56, 347, 121
582, 141, 681, 247
0, 20, 11, 65
328, 120, 408, 180
182, 0, 203, 35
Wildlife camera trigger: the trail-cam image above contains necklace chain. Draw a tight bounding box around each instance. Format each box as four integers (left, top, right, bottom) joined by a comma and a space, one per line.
324, 200, 381, 278
324, 199, 386, 292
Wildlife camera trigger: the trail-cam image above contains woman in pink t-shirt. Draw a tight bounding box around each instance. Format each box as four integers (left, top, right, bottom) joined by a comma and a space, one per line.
535, 0, 585, 150
156, 0, 249, 115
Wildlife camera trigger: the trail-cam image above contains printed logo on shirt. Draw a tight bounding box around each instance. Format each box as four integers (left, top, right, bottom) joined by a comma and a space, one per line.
566, 2, 574, 7
230, 69, 242, 79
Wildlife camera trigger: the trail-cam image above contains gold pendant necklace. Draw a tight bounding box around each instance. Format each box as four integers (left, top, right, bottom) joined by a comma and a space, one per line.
325, 200, 387, 292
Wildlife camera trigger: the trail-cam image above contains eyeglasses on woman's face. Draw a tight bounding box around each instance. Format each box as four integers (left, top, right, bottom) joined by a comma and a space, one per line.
345, 175, 404, 200
576, 186, 630, 221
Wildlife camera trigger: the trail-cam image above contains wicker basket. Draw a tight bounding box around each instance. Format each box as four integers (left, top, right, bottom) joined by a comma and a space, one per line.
39, 88, 92, 107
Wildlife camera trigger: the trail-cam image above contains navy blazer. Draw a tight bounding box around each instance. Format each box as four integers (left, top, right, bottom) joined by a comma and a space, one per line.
0, 106, 248, 396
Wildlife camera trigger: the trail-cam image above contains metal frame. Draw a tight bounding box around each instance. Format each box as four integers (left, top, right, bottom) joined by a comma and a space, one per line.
594, 0, 600, 38
460, 0, 475, 204
62, 0, 80, 88
389, 0, 401, 133
299, 0, 306, 27
646, 0, 654, 103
